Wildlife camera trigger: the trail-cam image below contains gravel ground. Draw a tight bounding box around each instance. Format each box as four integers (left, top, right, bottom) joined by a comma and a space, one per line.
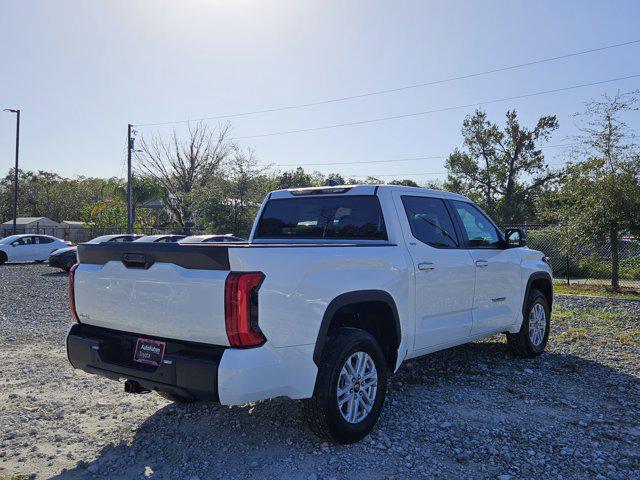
1, 263, 639, 480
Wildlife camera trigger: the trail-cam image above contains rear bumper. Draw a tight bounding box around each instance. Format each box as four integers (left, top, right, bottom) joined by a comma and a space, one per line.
66, 323, 225, 401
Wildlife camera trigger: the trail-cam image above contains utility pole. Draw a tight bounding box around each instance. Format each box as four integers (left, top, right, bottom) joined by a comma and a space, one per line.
3, 108, 20, 235
127, 123, 133, 234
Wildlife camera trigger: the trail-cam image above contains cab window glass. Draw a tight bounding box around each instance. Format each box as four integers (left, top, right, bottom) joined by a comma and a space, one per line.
401, 196, 458, 248
256, 196, 387, 240
452, 201, 501, 248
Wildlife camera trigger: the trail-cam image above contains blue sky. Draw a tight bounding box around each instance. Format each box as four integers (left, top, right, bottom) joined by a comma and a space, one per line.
1, 0, 639, 183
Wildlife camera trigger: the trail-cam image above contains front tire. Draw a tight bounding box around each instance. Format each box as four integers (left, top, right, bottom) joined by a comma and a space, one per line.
0, 252, 6, 264
506, 289, 550, 357
302, 328, 388, 444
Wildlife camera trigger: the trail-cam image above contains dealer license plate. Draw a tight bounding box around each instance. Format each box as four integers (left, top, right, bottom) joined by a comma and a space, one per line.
133, 338, 166, 367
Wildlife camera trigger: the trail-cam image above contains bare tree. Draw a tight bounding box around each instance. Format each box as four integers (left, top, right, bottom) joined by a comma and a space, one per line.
137, 122, 232, 233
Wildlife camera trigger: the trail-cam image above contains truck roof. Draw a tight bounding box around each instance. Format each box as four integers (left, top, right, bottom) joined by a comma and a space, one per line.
269, 184, 471, 201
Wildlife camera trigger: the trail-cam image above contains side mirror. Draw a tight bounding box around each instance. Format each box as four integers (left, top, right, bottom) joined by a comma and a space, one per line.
11, 242, 18, 247
504, 228, 526, 248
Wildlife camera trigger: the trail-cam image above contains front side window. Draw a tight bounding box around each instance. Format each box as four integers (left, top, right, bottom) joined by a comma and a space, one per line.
401, 196, 458, 248
451, 201, 501, 248
255, 195, 387, 240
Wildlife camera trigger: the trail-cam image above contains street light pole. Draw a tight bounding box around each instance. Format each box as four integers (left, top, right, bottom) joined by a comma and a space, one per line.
127, 123, 133, 234
3, 108, 20, 235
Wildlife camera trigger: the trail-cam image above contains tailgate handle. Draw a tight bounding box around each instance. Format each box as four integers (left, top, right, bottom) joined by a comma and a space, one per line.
122, 253, 155, 269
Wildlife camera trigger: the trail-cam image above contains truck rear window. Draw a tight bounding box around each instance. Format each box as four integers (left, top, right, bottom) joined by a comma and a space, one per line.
255, 195, 387, 240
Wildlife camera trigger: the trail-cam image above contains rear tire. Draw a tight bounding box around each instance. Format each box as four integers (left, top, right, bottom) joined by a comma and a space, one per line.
302, 328, 388, 444
506, 289, 550, 357
157, 391, 195, 403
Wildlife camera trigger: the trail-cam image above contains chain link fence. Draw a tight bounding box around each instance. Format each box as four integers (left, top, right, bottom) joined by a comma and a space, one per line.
505, 223, 640, 290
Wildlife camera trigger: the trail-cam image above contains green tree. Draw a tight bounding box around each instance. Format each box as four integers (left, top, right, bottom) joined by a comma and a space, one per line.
98, 175, 166, 227
82, 198, 127, 231
0, 169, 113, 222
445, 109, 559, 223
276, 167, 314, 189
560, 90, 640, 290
389, 179, 420, 187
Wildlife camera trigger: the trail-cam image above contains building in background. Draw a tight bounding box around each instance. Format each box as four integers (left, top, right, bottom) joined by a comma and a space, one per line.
59, 220, 90, 243
0, 217, 61, 238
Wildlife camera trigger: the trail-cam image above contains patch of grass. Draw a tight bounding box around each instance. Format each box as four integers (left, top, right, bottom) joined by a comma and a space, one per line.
552, 305, 640, 347
553, 282, 640, 299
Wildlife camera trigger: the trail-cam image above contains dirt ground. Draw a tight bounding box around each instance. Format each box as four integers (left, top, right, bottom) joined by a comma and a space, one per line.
1, 264, 639, 479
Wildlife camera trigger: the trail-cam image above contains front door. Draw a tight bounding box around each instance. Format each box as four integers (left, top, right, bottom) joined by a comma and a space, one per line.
393, 193, 476, 352
449, 201, 521, 334
11, 236, 34, 261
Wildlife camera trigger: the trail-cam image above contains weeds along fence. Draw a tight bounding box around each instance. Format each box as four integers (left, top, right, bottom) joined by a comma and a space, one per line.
505, 223, 640, 289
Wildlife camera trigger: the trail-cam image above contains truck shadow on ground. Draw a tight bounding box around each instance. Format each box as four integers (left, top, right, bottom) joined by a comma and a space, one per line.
51, 342, 638, 479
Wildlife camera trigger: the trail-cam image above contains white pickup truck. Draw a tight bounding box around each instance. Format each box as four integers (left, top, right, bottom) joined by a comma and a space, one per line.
67, 185, 552, 443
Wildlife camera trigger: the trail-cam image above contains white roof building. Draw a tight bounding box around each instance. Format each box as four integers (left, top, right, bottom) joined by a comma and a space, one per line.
1, 217, 61, 228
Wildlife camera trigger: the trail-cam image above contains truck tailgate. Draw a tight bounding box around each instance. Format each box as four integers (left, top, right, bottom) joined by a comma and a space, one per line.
74, 242, 231, 345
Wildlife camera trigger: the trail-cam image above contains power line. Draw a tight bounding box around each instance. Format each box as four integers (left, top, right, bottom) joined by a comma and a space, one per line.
275, 155, 445, 167
236, 74, 640, 139
270, 143, 575, 167
343, 160, 569, 178
132, 39, 640, 127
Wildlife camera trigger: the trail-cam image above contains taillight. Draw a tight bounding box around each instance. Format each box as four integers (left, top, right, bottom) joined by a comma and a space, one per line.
224, 272, 265, 347
69, 263, 80, 322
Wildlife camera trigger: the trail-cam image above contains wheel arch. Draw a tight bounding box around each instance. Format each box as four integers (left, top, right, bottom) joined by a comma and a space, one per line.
313, 290, 401, 370
524, 271, 553, 315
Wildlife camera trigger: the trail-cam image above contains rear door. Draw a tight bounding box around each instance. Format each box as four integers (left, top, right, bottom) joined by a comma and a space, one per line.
392, 192, 475, 352
35, 236, 55, 260
449, 200, 522, 334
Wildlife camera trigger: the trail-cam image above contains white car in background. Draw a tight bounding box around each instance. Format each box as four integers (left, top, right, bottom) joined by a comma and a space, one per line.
0, 234, 69, 264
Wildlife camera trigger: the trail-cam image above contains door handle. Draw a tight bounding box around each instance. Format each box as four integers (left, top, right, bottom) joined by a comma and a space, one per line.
475, 260, 489, 268
418, 262, 436, 271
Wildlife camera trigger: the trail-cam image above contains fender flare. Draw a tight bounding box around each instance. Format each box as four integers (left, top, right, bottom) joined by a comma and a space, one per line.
523, 271, 553, 316
312, 290, 401, 366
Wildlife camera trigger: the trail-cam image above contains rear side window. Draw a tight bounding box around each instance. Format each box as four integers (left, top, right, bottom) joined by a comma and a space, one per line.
255, 195, 387, 240
401, 196, 459, 248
